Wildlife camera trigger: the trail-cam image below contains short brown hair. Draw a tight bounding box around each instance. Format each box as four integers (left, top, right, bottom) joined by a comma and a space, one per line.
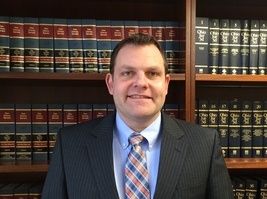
109, 33, 168, 74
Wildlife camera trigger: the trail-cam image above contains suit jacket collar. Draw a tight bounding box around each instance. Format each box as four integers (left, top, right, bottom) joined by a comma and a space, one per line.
86, 113, 187, 199
154, 113, 188, 199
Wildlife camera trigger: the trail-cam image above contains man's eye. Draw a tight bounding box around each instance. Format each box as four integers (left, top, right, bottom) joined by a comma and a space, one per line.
121, 71, 132, 76
147, 72, 159, 77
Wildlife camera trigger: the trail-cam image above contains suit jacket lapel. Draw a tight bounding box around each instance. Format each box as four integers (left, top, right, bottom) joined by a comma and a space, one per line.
86, 114, 119, 199
154, 114, 188, 199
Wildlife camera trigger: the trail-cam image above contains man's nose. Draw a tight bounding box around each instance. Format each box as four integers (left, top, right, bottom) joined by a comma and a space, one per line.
133, 72, 148, 88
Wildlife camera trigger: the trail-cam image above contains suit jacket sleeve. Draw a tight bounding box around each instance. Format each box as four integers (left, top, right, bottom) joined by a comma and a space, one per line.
207, 129, 234, 199
42, 130, 68, 199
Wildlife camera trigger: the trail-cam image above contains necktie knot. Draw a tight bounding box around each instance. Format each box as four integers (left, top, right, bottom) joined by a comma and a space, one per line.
129, 133, 144, 146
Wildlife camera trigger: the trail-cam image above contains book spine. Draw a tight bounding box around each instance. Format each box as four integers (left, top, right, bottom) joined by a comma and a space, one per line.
165, 21, 182, 73
197, 100, 209, 128
96, 20, 111, 73
218, 100, 229, 158
39, 18, 54, 72
164, 104, 179, 119
195, 17, 209, 74
24, 17, 39, 72
258, 20, 267, 75
78, 104, 92, 123
15, 104, 32, 164
233, 177, 246, 198
228, 99, 241, 158
245, 178, 258, 199
31, 104, 48, 164
138, 20, 152, 36
63, 104, 78, 127
208, 18, 220, 74
229, 19, 241, 74
0, 104, 15, 164
9, 17, 24, 72
110, 20, 125, 50
240, 19, 250, 74
81, 19, 97, 73
219, 19, 230, 74
208, 100, 219, 130
54, 18, 69, 73
252, 100, 264, 157
107, 104, 115, 115
92, 104, 107, 119
151, 21, 166, 51
124, 20, 138, 38
249, 20, 260, 74
0, 16, 10, 72
240, 100, 252, 158
48, 104, 63, 161
259, 178, 267, 199
68, 19, 84, 72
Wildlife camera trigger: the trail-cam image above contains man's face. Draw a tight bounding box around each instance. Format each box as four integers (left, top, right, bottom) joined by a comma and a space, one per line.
106, 44, 170, 126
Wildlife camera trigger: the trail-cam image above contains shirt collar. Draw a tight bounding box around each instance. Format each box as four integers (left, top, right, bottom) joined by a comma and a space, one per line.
115, 112, 161, 151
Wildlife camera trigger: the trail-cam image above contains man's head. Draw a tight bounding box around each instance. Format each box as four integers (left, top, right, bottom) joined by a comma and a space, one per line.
106, 33, 170, 132
110, 33, 169, 75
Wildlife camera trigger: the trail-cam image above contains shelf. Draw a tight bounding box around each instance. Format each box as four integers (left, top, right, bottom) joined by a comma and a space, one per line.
225, 158, 267, 169
0, 72, 185, 81
0, 164, 48, 173
196, 74, 267, 82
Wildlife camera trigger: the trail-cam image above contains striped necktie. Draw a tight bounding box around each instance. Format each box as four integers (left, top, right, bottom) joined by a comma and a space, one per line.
125, 133, 150, 199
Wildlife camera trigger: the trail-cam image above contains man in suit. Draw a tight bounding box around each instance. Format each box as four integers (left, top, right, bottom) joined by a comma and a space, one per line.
42, 33, 234, 199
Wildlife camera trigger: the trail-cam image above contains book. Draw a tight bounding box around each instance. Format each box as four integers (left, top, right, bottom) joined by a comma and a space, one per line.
110, 20, 125, 50
15, 104, 32, 164
264, 101, 267, 157
138, 20, 152, 36
252, 100, 264, 157
208, 18, 220, 74
240, 19, 250, 74
9, 17, 24, 72
249, 20, 260, 75
92, 104, 107, 119
96, 20, 111, 73
31, 104, 48, 164
164, 104, 179, 119
258, 20, 267, 75
259, 178, 267, 199
13, 183, 33, 199
0, 104, 15, 164
229, 19, 241, 74
0, 183, 20, 198
197, 100, 209, 128
68, 18, 84, 72
233, 177, 246, 198
208, 100, 219, 130
63, 104, 78, 127
218, 19, 230, 74
228, 99, 241, 158
165, 21, 181, 73
151, 21, 166, 51
218, 100, 229, 158
107, 104, 115, 116
47, 104, 63, 161
124, 20, 138, 38
245, 178, 258, 199
195, 17, 209, 74
240, 100, 252, 158
39, 18, 54, 72
54, 18, 69, 73
29, 183, 42, 199
78, 104, 92, 123
24, 17, 39, 72
0, 16, 10, 72
81, 19, 98, 73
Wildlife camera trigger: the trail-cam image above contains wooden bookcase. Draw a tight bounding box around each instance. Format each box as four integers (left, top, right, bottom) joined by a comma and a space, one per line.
1, 0, 267, 185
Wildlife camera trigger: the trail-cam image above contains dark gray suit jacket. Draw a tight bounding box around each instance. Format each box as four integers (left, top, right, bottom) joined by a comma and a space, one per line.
42, 113, 234, 199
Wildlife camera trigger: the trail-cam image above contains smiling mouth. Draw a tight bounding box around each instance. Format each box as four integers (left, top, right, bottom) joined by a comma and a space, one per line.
128, 95, 151, 99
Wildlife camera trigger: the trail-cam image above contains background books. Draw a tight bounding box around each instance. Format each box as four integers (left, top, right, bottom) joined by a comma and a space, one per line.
195, 17, 267, 75
0, 16, 186, 74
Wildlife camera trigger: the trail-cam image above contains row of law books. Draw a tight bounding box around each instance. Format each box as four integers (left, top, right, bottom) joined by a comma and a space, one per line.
196, 99, 267, 158
232, 176, 267, 199
0, 103, 182, 165
0, 16, 185, 74
0, 183, 42, 198
195, 17, 267, 75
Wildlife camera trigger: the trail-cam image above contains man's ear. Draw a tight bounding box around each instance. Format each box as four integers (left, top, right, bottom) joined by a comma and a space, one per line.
105, 73, 114, 95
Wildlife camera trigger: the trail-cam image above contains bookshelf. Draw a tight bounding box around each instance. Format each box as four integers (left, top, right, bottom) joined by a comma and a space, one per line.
193, 0, 267, 180
1, 0, 266, 190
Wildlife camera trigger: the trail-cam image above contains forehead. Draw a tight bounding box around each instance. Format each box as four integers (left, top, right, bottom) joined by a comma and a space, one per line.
115, 44, 164, 68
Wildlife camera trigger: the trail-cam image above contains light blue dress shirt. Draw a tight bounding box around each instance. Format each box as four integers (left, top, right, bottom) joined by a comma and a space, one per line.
113, 112, 162, 199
